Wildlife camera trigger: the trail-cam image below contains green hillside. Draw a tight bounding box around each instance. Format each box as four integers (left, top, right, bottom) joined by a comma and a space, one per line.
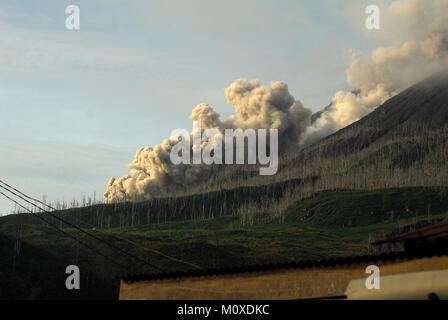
1, 187, 447, 299
284, 187, 448, 226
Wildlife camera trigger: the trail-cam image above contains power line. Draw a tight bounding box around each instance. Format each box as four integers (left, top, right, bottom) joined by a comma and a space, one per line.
0, 179, 202, 270
0, 182, 163, 272
0, 190, 125, 269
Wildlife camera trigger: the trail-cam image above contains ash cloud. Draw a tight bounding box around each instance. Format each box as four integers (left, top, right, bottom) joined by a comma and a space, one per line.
105, 0, 448, 203
104, 80, 311, 203
303, 0, 448, 144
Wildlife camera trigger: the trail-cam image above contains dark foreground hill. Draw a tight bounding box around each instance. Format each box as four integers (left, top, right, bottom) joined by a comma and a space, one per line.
1, 186, 447, 299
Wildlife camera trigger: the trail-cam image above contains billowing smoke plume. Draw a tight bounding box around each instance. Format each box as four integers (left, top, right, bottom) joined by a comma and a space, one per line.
104, 80, 311, 203
303, 0, 448, 144
105, 0, 448, 203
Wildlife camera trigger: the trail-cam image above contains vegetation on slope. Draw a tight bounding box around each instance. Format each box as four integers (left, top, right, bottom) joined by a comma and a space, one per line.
1, 187, 447, 299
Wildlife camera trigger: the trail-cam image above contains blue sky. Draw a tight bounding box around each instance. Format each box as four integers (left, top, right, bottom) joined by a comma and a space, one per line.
0, 0, 382, 214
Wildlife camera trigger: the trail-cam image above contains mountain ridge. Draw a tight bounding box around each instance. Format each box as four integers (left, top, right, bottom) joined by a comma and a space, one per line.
306, 70, 448, 156
3, 71, 448, 228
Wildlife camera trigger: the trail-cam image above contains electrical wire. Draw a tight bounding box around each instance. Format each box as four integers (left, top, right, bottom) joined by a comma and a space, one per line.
0, 190, 125, 269
0, 179, 202, 270
0, 182, 163, 272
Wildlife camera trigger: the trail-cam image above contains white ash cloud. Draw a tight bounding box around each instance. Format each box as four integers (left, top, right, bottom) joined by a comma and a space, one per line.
104, 80, 311, 203
302, 0, 448, 144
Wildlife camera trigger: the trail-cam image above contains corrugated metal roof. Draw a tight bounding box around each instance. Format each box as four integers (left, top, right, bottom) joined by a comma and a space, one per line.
122, 248, 448, 283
